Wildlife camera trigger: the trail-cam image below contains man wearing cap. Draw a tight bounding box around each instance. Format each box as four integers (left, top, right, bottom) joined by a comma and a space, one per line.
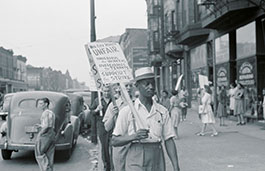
112, 67, 180, 171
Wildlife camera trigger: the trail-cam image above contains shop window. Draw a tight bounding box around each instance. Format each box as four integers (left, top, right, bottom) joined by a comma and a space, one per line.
190, 44, 207, 69
236, 21, 256, 59
215, 34, 229, 64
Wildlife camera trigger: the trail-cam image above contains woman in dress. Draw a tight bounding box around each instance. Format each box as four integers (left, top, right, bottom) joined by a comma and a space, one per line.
234, 83, 246, 125
217, 85, 227, 126
170, 90, 182, 139
228, 83, 236, 115
197, 85, 218, 136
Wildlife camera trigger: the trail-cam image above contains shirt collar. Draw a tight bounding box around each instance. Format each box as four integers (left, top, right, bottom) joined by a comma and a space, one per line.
135, 98, 159, 117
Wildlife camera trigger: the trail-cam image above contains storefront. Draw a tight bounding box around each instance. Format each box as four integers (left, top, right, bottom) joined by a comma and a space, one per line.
235, 20, 264, 118
190, 44, 208, 99
215, 34, 230, 88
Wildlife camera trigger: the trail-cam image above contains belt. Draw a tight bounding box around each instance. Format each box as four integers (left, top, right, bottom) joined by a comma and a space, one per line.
132, 140, 161, 145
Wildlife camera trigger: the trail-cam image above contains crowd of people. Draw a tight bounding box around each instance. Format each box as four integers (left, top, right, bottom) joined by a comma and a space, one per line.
87, 66, 265, 171
89, 67, 181, 171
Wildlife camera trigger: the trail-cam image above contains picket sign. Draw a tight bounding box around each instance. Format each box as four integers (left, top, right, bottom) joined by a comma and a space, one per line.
175, 74, 183, 91
85, 44, 104, 116
199, 74, 209, 89
85, 42, 144, 128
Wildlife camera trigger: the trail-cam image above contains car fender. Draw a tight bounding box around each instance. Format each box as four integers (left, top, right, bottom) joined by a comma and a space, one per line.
57, 123, 73, 147
70, 116, 80, 139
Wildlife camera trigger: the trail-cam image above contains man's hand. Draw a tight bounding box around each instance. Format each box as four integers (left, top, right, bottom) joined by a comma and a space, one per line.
133, 129, 149, 140
95, 105, 103, 112
111, 106, 119, 117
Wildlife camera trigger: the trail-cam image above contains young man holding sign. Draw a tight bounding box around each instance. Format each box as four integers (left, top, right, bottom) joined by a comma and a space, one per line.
111, 67, 180, 171
90, 84, 112, 171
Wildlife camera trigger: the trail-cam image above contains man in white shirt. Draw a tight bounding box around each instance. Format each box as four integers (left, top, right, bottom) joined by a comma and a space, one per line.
111, 67, 180, 171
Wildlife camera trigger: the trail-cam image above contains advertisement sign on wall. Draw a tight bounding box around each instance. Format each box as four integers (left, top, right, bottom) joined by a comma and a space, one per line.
216, 64, 229, 87
237, 58, 256, 87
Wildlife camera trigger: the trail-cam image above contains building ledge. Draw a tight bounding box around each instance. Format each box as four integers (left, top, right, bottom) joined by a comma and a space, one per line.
165, 41, 184, 59
201, 0, 260, 29
176, 23, 210, 45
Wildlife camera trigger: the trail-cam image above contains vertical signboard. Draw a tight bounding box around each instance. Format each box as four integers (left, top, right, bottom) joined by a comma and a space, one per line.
237, 58, 256, 87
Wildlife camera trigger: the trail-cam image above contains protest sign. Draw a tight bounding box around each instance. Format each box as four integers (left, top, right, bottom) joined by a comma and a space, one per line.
199, 74, 209, 88
85, 42, 144, 128
85, 45, 103, 90
85, 42, 133, 86
175, 74, 183, 91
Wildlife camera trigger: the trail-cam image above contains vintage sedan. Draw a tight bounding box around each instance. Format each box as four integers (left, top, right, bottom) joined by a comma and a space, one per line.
0, 91, 80, 160
0, 93, 14, 120
67, 93, 85, 133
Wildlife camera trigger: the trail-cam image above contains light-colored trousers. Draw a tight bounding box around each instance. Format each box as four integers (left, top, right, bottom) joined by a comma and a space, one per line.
35, 145, 55, 171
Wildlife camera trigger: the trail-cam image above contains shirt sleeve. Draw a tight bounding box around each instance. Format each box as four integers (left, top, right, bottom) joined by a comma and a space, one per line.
112, 106, 130, 136
103, 103, 115, 131
162, 110, 175, 140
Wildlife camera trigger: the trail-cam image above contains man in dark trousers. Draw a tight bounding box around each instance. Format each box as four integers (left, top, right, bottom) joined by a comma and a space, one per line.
90, 84, 112, 171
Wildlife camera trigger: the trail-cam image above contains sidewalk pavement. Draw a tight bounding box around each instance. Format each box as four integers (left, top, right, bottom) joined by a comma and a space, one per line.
164, 102, 265, 171
90, 102, 265, 171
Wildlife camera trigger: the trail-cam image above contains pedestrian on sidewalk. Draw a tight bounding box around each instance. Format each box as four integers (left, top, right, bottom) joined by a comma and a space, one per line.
170, 90, 182, 139
112, 67, 180, 171
197, 85, 218, 137
217, 85, 227, 126
179, 86, 189, 121
103, 82, 133, 171
160, 90, 171, 111
234, 83, 246, 125
90, 85, 112, 171
228, 83, 236, 115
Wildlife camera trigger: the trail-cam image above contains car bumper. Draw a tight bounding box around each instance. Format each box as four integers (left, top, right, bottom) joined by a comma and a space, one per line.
0, 142, 71, 151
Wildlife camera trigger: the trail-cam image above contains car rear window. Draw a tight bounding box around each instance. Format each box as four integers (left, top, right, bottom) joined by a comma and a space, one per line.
19, 99, 37, 109
18, 99, 54, 109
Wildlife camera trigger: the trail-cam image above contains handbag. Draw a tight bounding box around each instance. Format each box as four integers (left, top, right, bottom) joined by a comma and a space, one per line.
198, 105, 206, 115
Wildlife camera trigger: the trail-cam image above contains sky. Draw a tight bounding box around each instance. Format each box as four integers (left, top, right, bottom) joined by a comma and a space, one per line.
0, 0, 147, 85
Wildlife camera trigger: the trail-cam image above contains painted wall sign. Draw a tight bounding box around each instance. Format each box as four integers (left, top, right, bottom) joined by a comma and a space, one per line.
238, 61, 255, 86
217, 67, 228, 86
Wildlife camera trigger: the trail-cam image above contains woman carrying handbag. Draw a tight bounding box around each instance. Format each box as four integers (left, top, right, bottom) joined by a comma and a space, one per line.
197, 85, 218, 137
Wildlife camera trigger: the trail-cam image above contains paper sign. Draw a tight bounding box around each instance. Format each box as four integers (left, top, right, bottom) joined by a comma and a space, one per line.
175, 74, 183, 91
87, 68, 98, 91
85, 44, 103, 90
199, 74, 209, 88
85, 42, 133, 86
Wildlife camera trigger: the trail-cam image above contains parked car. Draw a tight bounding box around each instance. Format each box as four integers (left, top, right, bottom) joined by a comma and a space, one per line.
0, 93, 14, 120
0, 91, 80, 160
72, 91, 92, 129
67, 93, 85, 133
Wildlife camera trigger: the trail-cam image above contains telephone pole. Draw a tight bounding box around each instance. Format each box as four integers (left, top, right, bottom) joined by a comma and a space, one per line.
90, 0, 97, 144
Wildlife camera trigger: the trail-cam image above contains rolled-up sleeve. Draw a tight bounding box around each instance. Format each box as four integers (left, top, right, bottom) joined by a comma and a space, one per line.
112, 106, 130, 136
162, 110, 175, 140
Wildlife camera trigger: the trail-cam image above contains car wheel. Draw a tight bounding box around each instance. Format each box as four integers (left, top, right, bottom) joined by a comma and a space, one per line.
72, 136, 77, 147
61, 148, 72, 160
1, 150, 12, 160
1, 115, 6, 120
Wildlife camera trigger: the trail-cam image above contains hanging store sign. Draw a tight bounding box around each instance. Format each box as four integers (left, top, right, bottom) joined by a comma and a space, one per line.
238, 61, 255, 86
217, 67, 228, 86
